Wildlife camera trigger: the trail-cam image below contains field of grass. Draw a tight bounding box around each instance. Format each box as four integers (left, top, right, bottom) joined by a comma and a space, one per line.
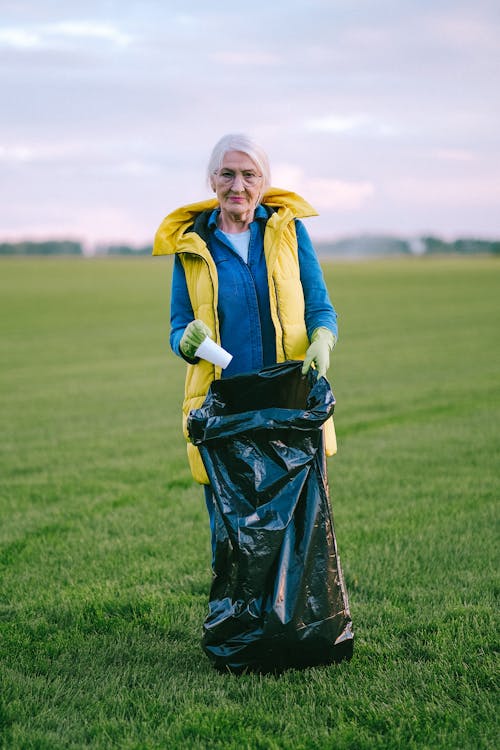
0, 255, 498, 749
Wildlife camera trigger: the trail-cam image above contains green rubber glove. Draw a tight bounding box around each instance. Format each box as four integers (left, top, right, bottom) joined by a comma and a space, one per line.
301, 327, 337, 378
180, 320, 213, 359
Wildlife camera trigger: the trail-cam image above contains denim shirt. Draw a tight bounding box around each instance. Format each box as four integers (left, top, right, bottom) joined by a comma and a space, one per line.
170, 204, 337, 378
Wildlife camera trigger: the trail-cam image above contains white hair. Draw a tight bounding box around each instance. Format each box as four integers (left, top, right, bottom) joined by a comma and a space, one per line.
207, 133, 271, 194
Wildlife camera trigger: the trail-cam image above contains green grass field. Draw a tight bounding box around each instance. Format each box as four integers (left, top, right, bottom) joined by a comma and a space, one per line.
1, 256, 498, 749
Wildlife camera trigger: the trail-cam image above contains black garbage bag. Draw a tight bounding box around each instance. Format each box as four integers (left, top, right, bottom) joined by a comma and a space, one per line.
188, 360, 353, 673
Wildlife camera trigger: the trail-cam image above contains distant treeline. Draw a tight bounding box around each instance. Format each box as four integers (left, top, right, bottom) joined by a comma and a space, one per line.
0, 240, 83, 256
1, 236, 499, 257
97, 244, 152, 256
314, 235, 500, 258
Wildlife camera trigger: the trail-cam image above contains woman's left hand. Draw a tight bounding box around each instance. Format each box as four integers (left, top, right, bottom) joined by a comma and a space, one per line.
302, 327, 336, 378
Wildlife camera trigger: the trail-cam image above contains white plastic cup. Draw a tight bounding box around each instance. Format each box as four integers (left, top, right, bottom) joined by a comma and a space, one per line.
195, 336, 233, 369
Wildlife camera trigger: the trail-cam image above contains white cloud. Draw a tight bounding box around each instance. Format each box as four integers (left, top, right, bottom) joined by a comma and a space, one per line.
388, 177, 500, 207
211, 51, 280, 66
116, 160, 160, 177
270, 163, 303, 187
305, 178, 374, 211
0, 142, 96, 163
432, 149, 475, 162
273, 163, 374, 211
305, 114, 398, 137
306, 115, 365, 134
0, 145, 34, 162
0, 28, 41, 49
424, 11, 498, 51
0, 20, 131, 50
173, 14, 198, 27
46, 21, 131, 46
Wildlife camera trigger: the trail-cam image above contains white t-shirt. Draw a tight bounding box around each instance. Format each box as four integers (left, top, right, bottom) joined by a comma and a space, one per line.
221, 230, 251, 263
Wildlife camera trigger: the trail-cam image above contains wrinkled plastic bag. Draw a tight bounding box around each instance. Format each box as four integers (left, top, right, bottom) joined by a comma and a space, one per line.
188, 360, 353, 673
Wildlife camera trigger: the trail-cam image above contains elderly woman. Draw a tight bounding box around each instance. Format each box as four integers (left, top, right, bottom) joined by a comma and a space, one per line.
153, 133, 338, 555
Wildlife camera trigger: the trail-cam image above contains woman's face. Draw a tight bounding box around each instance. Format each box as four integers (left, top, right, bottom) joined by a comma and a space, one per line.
211, 151, 263, 219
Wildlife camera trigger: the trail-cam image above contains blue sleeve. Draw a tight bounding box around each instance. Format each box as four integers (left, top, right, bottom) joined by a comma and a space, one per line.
296, 220, 338, 340
170, 255, 195, 357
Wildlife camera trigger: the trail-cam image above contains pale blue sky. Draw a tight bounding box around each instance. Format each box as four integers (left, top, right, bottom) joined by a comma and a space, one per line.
1, 0, 499, 245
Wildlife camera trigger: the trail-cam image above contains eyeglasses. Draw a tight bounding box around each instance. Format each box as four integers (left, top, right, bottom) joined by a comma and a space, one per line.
214, 169, 263, 187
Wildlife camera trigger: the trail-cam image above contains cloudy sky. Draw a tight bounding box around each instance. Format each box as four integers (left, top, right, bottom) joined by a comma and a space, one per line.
1, 0, 499, 246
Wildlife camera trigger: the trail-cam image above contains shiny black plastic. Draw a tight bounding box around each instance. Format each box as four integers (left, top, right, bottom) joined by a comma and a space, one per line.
188, 360, 353, 673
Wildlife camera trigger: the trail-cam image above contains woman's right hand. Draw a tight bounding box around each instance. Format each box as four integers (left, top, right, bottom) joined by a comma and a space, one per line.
180, 320, 213, 359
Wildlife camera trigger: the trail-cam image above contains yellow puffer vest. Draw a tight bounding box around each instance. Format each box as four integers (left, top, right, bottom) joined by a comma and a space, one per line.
153, 188, 337, 483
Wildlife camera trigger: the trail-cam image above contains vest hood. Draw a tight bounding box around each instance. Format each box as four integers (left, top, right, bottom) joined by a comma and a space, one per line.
152, 188, 318, 256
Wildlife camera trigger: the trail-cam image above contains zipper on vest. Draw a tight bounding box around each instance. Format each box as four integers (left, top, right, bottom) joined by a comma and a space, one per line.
272, 278, 286, 360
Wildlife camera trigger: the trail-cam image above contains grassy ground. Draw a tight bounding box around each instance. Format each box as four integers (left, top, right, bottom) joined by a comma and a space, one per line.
0, 256, 498, 749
